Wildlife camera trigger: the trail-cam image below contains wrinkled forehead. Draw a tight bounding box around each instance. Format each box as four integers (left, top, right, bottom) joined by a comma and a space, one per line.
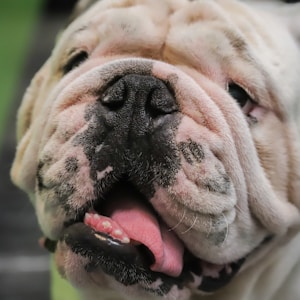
53, 0, 172, 58
53, 0, 253, 62
49, 0, 296, 117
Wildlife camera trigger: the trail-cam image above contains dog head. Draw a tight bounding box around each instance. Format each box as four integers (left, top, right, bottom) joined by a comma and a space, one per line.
11, 0, 300, 299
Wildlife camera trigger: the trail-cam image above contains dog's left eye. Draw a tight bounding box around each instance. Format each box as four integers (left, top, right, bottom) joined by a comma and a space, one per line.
228, 83, 256, 115
62, 50, 88, 74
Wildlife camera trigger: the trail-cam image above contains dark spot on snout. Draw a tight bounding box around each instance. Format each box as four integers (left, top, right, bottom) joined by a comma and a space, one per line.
208, 228, 228, 246
204, 173, 231, 194
55, 182, 75, 201
65, 157, 79, 173
179, 139, 205, 164
43, 182, 76, 214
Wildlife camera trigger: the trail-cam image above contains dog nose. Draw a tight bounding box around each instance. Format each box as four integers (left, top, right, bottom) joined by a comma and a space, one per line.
100, 74, 178, 135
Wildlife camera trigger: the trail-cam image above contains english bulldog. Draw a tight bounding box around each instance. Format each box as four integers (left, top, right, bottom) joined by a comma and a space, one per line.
11, 0, 300, 299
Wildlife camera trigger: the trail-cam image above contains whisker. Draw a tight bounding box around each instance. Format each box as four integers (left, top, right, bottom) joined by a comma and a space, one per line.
234, 203, 245, 215
206, 215, 213, 238
181, 215, 198, 234
221, 212, 229, 246
169, 209, 186, 231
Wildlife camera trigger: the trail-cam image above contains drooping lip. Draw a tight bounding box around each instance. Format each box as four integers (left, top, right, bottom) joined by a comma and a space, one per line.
51, 222, 259, 294
43, 180, 272, 294
55, 222, 247, 294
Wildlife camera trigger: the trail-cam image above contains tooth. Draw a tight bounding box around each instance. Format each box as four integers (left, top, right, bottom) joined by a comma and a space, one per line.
94, 214, 100, 219
102, 221, 112, 229
114, 229, 123, 236
122, 237, 130, 244
94, 233, 106, 241
84, 213, 91, 220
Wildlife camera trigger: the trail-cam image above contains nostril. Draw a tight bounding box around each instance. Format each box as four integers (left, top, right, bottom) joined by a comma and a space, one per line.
99, 74, 178, 126
100, 79, 127, 111
146, 87, 178, 118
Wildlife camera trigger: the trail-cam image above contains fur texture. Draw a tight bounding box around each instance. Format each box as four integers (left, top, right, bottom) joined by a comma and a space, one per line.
11, 0, 300, 299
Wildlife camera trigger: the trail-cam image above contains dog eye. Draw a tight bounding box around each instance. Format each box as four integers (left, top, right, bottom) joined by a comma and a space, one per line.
228, 83, 251, 107
62, 50, 88, 74
228, 83, 256, 115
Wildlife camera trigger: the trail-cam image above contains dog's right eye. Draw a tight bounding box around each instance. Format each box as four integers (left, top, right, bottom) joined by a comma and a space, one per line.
62, 50, 88, 74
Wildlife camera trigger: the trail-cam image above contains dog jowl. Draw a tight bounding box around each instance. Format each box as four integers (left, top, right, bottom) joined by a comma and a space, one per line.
11, 0, 300, 299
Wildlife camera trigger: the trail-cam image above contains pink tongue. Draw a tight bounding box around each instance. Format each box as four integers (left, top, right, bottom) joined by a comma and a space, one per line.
105, 196, 184, 277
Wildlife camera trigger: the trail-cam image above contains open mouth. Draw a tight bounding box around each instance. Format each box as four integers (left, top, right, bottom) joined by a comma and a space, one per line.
45, 180, 269, 294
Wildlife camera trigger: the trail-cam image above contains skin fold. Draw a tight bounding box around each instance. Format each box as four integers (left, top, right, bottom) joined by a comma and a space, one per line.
11, 0, 300, 299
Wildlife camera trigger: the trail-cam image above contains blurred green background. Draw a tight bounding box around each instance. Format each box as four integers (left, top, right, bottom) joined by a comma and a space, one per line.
0, 0, 42, 143
0, 1, 78, 300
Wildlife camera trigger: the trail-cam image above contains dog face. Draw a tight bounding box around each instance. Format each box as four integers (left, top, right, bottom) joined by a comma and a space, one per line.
11, 0, 300, 299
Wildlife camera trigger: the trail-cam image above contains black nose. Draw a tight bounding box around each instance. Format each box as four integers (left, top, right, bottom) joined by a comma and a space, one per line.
100, 74, 178, 135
